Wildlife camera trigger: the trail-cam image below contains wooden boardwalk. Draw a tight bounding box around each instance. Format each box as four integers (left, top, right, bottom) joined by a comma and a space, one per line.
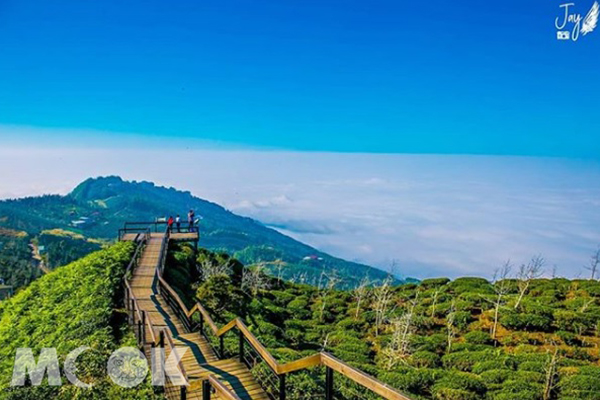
129, 234, 269, 400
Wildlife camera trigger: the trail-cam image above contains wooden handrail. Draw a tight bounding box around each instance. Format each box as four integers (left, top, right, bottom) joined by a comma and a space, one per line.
157, 276, 410, 399
145, 310, 157, 345
124, 280, 144, 325
208, 375, 242, 400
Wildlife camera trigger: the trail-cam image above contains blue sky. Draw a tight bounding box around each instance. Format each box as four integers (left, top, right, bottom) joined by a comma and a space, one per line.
1, 1, 599, 279
1, 0, 599, 157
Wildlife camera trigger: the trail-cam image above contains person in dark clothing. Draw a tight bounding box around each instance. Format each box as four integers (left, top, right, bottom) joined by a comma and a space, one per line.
188, 210, 195, 232
167, 216, 174, 232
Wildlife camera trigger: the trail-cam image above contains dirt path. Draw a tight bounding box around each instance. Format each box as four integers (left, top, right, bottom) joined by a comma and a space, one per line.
29, 242, 51, 274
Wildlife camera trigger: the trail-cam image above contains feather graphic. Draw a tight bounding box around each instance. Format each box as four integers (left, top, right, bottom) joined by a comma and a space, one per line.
582, 1, 599, 35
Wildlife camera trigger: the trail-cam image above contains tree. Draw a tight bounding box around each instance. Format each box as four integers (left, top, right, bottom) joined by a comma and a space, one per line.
353, 275, 370, 320
514, 255, 544, 310
382, 292, 419, 369
430, 287, 442, 319
373, 275, 394, 336
491, 261, 512, 343
198, 256, 231, 280
446, 300, 457, 354
274, 258, 285, 282
241, 263, 270, 297
584, 246, 600, 280
315, 270, 340, 322
543, 348, 559, 400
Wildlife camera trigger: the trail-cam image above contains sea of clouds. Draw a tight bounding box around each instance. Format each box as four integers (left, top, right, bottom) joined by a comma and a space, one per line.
0, 133, 599, 280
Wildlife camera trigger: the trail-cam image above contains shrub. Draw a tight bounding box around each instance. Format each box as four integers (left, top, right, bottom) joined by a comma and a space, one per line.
479, 369, 513, 384
554, 310, 596, 333
433, 388, 479, 400
432, 371, 486, 396
449, 277, 493, 294
413, 333, 447, 354
420, 278, 451, 289
442, 351, 496, 372
464, 331, 492, 345
410, 351, 441, 368
500, 312, 552, 332
494, 380, 544, 400
513, 370, 544, 383
451, 343, 494, 353
556, 330, 579, 346
453, 311, 474, 330
380, 368, 440, 396
472, 359, 515, 374
518, 361, 545, 374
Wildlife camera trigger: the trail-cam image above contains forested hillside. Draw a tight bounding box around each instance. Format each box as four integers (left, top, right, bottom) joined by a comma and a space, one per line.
0, 231, 40, 289
0, 242, 159, 399
0, 176, 399, 288
166, 244, 600, 400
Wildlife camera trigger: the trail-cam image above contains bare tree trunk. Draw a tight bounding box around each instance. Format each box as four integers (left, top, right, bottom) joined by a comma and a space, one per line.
446, 301, 456, 354
354, 276, 370, 320
492, 293, 501, 341
543, 349, 559, 400
374, 276, 393, 337
491, 261, 511, 343
514, 282, 529, 310
430, 289, 440, 319
514, 255, 544, 310
585, 246, 600, 280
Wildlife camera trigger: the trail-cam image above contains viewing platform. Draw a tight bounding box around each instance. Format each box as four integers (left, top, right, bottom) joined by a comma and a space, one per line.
118, 221, 199, 243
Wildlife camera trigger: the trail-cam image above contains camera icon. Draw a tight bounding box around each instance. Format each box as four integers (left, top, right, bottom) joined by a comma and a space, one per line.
557, 31, 570, 40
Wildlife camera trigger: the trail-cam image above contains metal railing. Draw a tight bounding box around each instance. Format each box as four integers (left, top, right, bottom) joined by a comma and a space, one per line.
118, 221, 199, 240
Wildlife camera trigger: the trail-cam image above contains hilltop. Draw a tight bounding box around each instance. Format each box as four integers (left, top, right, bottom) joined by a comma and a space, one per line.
0, 176, 399, 288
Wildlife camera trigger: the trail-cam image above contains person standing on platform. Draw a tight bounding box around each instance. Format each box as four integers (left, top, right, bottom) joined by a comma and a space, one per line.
175, 215, 181, 233
188, 209, 195, 232
167, 216, 174, 233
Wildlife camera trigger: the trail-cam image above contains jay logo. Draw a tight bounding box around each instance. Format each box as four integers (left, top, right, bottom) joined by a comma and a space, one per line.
555, 1, 599, 41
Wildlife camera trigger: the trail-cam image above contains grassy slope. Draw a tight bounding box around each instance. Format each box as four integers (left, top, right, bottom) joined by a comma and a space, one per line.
0, 242, 159, 399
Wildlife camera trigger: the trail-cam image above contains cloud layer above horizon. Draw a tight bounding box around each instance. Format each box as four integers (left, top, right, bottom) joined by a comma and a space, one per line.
0, 142, 598, 280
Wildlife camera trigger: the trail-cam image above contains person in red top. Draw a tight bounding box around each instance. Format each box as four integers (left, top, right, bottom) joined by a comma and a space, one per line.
167, 216, 174, 232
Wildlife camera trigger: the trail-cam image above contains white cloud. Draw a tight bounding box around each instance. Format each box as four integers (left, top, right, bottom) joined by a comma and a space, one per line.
0, 131, 599, 280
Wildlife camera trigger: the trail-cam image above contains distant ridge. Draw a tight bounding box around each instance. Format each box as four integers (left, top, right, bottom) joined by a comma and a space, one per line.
0, 176, 403, 287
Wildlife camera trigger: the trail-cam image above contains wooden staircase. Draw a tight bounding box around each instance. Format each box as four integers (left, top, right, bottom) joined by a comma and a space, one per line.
128, 234, 269, 400
121, 222, 411, 400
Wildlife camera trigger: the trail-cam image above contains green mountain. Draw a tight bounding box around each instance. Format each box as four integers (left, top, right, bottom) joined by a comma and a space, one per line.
0, 176, 397, 288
